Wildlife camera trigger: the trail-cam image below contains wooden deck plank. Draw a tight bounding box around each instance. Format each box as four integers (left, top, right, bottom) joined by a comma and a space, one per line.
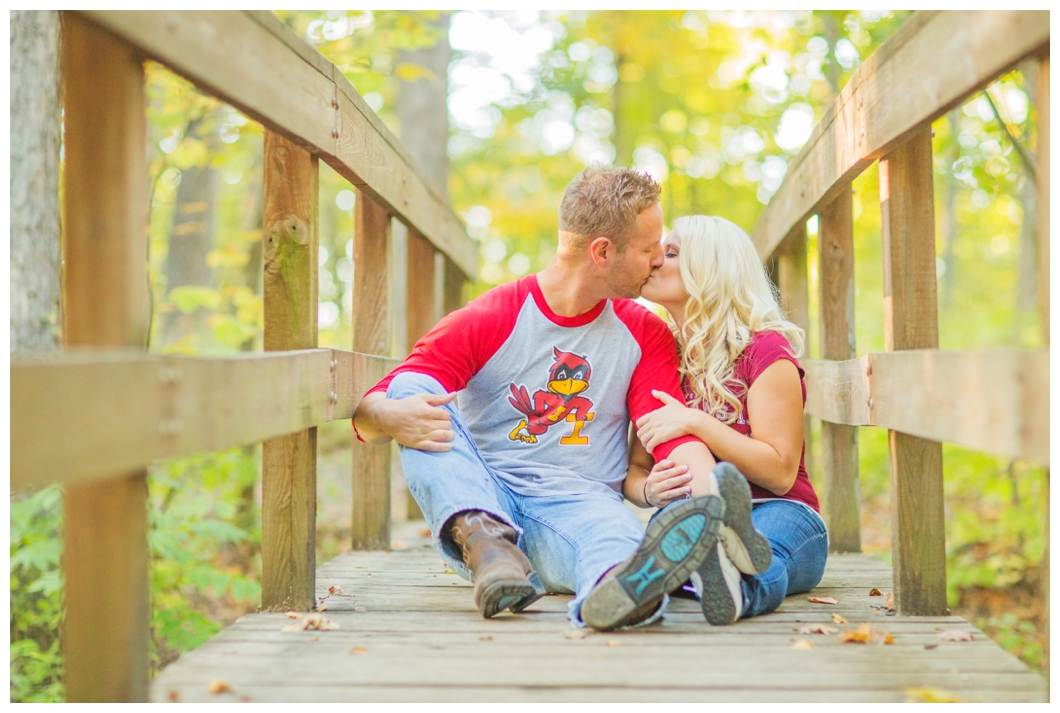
151, 523, 1047, 702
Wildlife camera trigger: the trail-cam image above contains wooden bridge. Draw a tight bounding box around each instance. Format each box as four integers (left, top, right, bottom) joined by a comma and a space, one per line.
10, 10, 1049, 702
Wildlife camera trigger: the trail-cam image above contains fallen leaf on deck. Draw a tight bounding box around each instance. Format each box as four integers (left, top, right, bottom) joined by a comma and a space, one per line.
791, 639, 814, 650
282, 613, 339, 632
797, 624, 838, 635
565, 630, 588, 640
391, 540, 408, 549
350, 646, 368, 655
838, 623, 873, 644
444, 569, 455, 575
838, 623, 893, 645
905, 687, 965, 703
808, 596, 838, 605
885, 592, 895, 611
208, 679, 232, 694
924, 643, 939, 650
240, 696, 251, 702
365, 573, 372, 577
316, 602, 328, 612
606, 640, 620, 647
328, 586, 349, 596
831, 613, 848, 624
284, 611, 302, 619
167, 691, 180, 702
869, 588, 882, 596
418, 528, 432, 537
938, 630, 973, 642
479, 635, 493, 641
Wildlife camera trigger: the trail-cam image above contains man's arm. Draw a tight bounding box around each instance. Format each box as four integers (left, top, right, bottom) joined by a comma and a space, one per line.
353, 391, 456, 451
668, 440, 718, 497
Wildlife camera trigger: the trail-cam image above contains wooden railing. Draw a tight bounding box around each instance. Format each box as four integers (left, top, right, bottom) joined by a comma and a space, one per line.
10, 11, 475, 701
756, 10, 1049, 617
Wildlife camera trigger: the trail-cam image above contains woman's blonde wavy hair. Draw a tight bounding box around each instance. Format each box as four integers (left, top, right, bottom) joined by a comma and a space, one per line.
671, 215, 805, 424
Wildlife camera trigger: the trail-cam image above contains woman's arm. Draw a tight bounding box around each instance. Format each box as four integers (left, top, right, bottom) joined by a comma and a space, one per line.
635, 359, 804, 495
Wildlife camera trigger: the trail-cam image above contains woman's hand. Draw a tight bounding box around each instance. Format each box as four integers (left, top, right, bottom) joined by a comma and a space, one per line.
635, 390, 698, 454
643, 459, 692, 508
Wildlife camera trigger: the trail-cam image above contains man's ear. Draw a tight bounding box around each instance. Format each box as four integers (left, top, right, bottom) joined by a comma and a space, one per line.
589, 236, 613, 267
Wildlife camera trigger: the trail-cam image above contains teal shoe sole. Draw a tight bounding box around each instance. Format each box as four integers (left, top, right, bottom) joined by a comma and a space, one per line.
581, 495, 725, 630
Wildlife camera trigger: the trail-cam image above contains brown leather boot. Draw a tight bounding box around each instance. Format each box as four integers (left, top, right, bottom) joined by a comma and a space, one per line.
448, 510, 545, 618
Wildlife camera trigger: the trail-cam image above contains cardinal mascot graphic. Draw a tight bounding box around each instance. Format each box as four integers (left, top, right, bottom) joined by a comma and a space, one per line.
508, 347, 596, 445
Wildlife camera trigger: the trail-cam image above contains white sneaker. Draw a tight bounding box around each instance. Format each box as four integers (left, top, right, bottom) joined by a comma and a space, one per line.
713, 463, 773, 575
696, 541, 744, 625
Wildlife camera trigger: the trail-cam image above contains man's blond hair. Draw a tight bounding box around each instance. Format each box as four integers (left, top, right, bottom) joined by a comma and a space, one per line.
558, 165, 661, 251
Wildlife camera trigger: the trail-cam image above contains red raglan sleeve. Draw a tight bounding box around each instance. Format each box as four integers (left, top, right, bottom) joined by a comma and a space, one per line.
615, 301, 702, 461
352, 280, 526, 440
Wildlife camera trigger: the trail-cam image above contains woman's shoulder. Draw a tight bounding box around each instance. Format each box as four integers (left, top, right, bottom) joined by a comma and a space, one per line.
737, 330, 803, 382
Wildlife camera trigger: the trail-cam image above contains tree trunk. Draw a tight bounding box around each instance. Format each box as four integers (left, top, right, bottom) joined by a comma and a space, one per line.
394, 12, 451, 200
941, 111, 960, 308
1017, 60, 1038, 313
160, 113, 222, 348
11, 10, 62, 353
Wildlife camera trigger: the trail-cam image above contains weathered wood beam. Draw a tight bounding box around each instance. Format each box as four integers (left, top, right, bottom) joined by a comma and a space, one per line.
352, 192, 393, 550
817, 189, 861, 553
804, 349, 1048, 465
752, 11, 1050, 259
261, 130, 318, 611
10, 349, 395, 491
880, 129, 945, 616
74, 10, 477, 278
60, 13, 150, 702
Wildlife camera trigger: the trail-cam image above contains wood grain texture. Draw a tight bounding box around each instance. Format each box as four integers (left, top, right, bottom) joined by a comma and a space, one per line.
879, 129, 945, 616
352, 192, 392, 550
403, 229, 437, 520
751, 11, 1049, 259
10, 349, 397, 490
261, 131, 319, 611
804, 350, 1048, 464
75, 10, 477, 278
443, 254, 466, 317
817, 189, 861, 553
148, 524, 1048, 703
59, 13, 150, 702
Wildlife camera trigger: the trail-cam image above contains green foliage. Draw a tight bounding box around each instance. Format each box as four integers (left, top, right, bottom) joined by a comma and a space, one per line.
10, 485, 64, 702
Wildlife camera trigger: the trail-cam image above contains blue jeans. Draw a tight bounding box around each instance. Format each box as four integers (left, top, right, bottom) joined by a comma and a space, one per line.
738, 500, 829, 618
387, 372, 654, 625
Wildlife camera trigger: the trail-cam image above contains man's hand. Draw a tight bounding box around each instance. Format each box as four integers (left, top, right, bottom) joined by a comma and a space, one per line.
360, 392, 457, 451
643, 459, 692, 508
635, 390, 698, 455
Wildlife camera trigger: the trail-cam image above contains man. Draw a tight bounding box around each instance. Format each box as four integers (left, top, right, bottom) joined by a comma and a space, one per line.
353, 166, 745, 630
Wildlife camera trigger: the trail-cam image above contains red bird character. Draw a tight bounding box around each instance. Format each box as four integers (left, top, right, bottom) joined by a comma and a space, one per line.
508, 347, 594, 444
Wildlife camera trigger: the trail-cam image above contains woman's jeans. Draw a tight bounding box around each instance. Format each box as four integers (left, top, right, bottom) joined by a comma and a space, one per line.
738, 500, 829, 618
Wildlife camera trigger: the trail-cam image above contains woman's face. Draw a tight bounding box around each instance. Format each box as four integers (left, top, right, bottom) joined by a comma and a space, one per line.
640, 230, 688, 315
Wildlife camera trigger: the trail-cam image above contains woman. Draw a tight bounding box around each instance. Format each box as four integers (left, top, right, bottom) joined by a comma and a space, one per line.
624, 214, 827, 625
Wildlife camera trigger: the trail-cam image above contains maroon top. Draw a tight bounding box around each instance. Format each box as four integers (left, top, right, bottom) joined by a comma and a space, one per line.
683, 330, 820, 513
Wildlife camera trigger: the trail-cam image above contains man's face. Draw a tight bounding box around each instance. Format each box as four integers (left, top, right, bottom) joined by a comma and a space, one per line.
603, 203, 665, 299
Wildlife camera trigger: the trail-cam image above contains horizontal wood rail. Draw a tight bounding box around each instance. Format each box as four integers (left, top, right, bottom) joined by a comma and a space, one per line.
804, 350, 1049, 465
76, 10, 477, 277
755, 11, 1049, 615
752, 10, 1049, 259
9, 349, 399, 491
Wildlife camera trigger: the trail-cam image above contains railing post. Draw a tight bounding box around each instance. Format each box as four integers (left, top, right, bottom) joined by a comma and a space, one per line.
773, 222, 815, 499
260, 130, 319, 611
442, 254, 467, 316
352, 192, 392, 549
879, 128, 947, 616
818, 188, 861, 553
403, 228, 437, 520
60, 13, 150, 702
